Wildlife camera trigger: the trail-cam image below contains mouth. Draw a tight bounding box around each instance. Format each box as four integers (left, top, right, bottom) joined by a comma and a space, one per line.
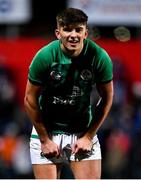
68, 39, 79, 43
67, 40, 79, 47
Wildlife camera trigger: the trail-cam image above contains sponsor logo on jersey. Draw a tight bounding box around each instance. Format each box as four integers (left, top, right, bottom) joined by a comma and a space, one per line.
72, 85, 83, 96
50, 71, 62, 80
80, 69, 92, 81
53, 96, 75, 105
52, 86, 83, 105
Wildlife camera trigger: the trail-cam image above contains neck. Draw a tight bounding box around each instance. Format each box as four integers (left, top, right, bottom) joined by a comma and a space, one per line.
61, 43, 84, 58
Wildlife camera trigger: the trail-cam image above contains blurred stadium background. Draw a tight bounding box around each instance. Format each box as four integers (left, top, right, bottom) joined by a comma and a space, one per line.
0, 0, 141, 178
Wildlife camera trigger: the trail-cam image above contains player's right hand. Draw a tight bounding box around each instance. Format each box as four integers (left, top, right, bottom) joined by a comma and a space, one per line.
41, 139, 60, 158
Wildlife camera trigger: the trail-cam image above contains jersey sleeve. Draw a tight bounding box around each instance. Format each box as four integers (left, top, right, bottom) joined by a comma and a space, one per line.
94, 48, 113, 84
28, 47, 50, 86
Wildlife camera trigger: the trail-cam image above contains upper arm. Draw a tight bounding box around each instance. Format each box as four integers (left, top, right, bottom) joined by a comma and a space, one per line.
96, 81, 114, 101
94, 48, 113, 84
24, 80, 42, 106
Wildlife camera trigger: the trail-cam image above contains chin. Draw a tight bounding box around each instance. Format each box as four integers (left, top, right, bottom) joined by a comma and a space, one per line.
69, 45, 79, 50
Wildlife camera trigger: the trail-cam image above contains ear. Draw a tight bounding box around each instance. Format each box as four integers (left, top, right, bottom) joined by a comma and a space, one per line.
55, 29, 61, 39
84, 29, 88, 39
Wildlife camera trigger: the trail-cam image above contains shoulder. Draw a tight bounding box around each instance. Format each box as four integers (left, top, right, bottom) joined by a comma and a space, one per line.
36, 40, 60, 56
28, 41, 60, 85
84, 39, 111, 64
85, 39, 108, 56
31, 40, 60, 65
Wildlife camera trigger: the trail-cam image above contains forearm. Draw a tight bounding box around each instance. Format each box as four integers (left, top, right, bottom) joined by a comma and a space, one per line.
84, 96, 113, 139
24, 96, 49, 142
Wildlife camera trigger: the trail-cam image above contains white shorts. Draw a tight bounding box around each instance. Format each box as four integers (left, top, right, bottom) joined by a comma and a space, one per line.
30, 133, 102, 164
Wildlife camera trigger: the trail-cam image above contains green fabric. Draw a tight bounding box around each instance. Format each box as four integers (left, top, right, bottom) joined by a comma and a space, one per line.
28, 39, 113, 133
31, 134, 39, 139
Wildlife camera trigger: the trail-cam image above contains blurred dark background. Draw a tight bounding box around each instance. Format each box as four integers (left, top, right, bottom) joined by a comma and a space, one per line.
0, 0, 141, 179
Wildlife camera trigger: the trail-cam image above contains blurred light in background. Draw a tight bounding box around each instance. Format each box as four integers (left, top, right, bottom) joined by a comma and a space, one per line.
0, 0, 32, 24
67, 0, 141, 26
114, 26, 131, 42
92, 27, 101, 40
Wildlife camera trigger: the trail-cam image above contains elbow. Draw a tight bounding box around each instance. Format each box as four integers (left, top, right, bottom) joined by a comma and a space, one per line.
24, 95, 29, 109
24, 94, 39, 111
111, 86, 114, 103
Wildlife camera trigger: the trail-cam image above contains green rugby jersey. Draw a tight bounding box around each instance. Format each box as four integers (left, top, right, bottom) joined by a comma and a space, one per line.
28, 39, 113, 134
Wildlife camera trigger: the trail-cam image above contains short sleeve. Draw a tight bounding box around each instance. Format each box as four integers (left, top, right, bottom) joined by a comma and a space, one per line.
94, 49, 113, 84
28, 49, 49, 85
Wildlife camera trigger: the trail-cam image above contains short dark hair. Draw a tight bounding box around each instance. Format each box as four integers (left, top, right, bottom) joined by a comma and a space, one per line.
56, 8, 88, 27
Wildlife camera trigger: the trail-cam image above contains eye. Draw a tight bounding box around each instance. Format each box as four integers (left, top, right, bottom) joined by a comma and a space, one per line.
62, 27, 84, 33
63, 27, 71, 32
75, 28, 82, 33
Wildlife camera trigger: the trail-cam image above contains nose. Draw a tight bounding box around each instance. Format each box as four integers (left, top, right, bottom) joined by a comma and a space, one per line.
70, 29, 77, 37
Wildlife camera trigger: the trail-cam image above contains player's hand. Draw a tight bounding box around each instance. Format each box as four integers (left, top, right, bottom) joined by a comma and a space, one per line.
72, 136, 93, 154
41, 138, 60, 158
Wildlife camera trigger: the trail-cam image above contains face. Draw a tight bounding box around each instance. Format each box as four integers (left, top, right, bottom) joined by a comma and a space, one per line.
55, 23, 88, 57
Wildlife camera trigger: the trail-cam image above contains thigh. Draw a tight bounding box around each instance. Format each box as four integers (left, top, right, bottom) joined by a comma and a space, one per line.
70, 159, 101, 179
33, 164, 57, 179
30, 137, 62, 179
70, 136, 102, 179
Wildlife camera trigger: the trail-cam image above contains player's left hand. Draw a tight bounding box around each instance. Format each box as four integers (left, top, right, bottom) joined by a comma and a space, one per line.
72, 136, 93, 154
